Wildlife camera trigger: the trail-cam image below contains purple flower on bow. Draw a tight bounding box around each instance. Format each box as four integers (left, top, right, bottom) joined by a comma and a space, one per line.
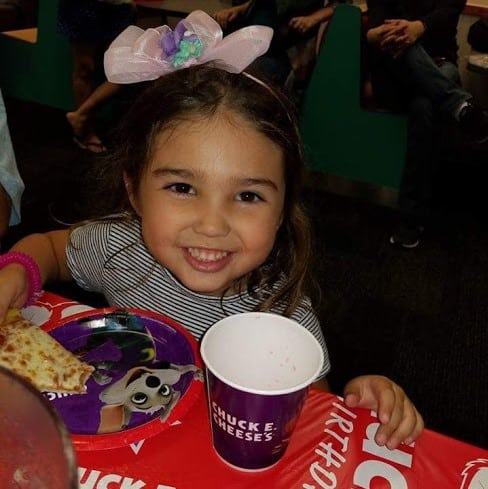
160, 20, 203, 68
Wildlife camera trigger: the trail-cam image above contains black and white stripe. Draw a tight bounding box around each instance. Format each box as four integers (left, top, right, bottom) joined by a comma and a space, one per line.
67, 219, 331, 378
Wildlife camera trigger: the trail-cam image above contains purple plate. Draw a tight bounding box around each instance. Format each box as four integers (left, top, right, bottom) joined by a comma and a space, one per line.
43, 307, 204, 450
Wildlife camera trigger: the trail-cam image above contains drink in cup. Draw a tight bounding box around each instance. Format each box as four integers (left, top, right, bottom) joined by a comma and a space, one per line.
0, 366, 78, 488
200, 312, 324, 471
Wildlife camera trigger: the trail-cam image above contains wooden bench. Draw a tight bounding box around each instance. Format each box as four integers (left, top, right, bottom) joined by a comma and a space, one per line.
0, 0, 74, 110
300, 3, 407, 193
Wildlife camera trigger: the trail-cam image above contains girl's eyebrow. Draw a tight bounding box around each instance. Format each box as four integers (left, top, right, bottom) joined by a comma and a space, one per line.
151, 167, 279, 191
240, 178, 279, 191
151, 167, 193, 178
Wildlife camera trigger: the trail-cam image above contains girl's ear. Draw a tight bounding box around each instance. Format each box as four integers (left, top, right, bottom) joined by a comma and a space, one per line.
275, 208, 284, 230
278, 211, 284, 229
123, 172, 141, 216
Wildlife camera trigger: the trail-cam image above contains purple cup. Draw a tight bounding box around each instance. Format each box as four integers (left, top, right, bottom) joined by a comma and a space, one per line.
200, 312, 324, 471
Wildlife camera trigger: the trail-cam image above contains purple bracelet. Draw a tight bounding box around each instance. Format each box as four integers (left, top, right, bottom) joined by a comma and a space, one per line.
0, 251, 42, 306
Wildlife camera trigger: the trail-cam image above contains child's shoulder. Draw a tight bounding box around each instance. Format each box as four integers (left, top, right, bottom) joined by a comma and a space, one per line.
72, 214, 140, 240
288, 294, 317, 322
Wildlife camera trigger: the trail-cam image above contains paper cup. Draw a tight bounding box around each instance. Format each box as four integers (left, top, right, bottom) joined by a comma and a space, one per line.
200, 312, 324, 471
0, 366, 78, 488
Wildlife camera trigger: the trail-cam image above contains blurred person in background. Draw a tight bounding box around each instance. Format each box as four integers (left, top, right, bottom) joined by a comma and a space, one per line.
0, 88, 24, 248
366, 0, 488, 248
57, 0, 136, 153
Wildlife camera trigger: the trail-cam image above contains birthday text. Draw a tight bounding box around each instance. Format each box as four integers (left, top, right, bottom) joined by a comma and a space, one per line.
301, 399, 415, 488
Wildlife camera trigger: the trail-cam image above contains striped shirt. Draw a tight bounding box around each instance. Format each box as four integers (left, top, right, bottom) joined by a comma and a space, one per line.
66, 219, 330, 379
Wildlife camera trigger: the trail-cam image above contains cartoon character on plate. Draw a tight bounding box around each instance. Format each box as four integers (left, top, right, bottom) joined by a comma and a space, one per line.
72, 309, 202, 433
97, 363, 203, 433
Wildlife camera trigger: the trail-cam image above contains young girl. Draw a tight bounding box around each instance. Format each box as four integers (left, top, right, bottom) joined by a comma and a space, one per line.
0, 62, 423, 450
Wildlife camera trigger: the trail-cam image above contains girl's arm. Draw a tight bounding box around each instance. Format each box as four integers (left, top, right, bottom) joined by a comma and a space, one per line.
0, 229, 71, 321
313, 376, 330, 391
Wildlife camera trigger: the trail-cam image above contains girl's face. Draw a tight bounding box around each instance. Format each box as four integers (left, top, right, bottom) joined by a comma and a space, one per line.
126, 110, 286, 296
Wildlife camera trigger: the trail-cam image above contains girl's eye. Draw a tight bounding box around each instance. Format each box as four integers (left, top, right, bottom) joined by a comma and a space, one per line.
166, 183, 195, 195
237, 191, 262, 203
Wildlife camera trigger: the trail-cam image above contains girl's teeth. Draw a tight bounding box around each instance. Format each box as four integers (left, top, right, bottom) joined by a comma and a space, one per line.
188, 248, 228, 262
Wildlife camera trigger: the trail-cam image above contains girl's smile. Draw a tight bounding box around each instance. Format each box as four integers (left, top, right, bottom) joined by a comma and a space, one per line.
126, 109, 286, 295
183, 247, 233, 273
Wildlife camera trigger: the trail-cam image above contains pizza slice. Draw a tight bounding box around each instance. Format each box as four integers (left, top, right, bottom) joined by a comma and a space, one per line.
0, 309, 94, 393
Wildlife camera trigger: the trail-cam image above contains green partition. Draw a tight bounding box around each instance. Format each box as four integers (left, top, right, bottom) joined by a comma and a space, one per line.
300, 4, 407, 189
0, 0, 74, 110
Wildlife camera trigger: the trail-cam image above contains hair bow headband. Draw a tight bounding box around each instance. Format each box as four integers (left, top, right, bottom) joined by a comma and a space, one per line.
104, 10, 274, 83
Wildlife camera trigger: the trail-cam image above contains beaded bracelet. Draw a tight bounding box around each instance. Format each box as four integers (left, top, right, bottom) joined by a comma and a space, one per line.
0, 251, 42, 306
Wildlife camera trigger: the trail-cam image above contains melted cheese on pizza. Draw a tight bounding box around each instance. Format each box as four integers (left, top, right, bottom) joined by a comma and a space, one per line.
0, 309, 94, 393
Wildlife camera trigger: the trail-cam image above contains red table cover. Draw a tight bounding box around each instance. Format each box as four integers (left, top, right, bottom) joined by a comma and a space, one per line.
27, 292, 488, 489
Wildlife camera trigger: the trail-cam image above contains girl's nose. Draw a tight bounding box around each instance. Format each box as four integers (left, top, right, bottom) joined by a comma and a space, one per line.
193, 201, 231, 237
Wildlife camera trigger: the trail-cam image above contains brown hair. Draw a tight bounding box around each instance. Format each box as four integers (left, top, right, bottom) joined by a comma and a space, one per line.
91, 63, 316, 315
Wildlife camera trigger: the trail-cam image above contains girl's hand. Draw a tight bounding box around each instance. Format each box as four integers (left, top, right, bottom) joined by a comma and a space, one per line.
343, 375, 424, 449
0, 230, 70, 323
0, 264, 30, 323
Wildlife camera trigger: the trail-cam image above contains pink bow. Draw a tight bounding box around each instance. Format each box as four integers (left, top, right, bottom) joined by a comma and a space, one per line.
104, 10, 274, 83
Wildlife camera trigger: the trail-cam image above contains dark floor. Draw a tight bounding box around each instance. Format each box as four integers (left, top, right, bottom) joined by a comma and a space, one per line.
4, 95, 488, 450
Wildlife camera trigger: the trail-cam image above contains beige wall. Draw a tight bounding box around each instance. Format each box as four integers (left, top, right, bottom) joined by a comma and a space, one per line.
457, 11, 488, 109
467, 0, 488, 6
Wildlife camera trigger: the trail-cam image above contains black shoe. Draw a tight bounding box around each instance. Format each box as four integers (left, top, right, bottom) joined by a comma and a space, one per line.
458, 102, 488, 144
390, 222, 424, 249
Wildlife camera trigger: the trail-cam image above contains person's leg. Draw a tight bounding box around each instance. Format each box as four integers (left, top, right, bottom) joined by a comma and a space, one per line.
66, 2, 135, 153
67, 81, 121, 152
391, 61, 464, 247
373, 44, 488, 144
371, 44, 468, 117
369, 55, 423, 247
396, 96, 435, 226
396, 46, 488, 143
67, 41, 109, 152
400, 45, 470, 117
70, 41, 99, 108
